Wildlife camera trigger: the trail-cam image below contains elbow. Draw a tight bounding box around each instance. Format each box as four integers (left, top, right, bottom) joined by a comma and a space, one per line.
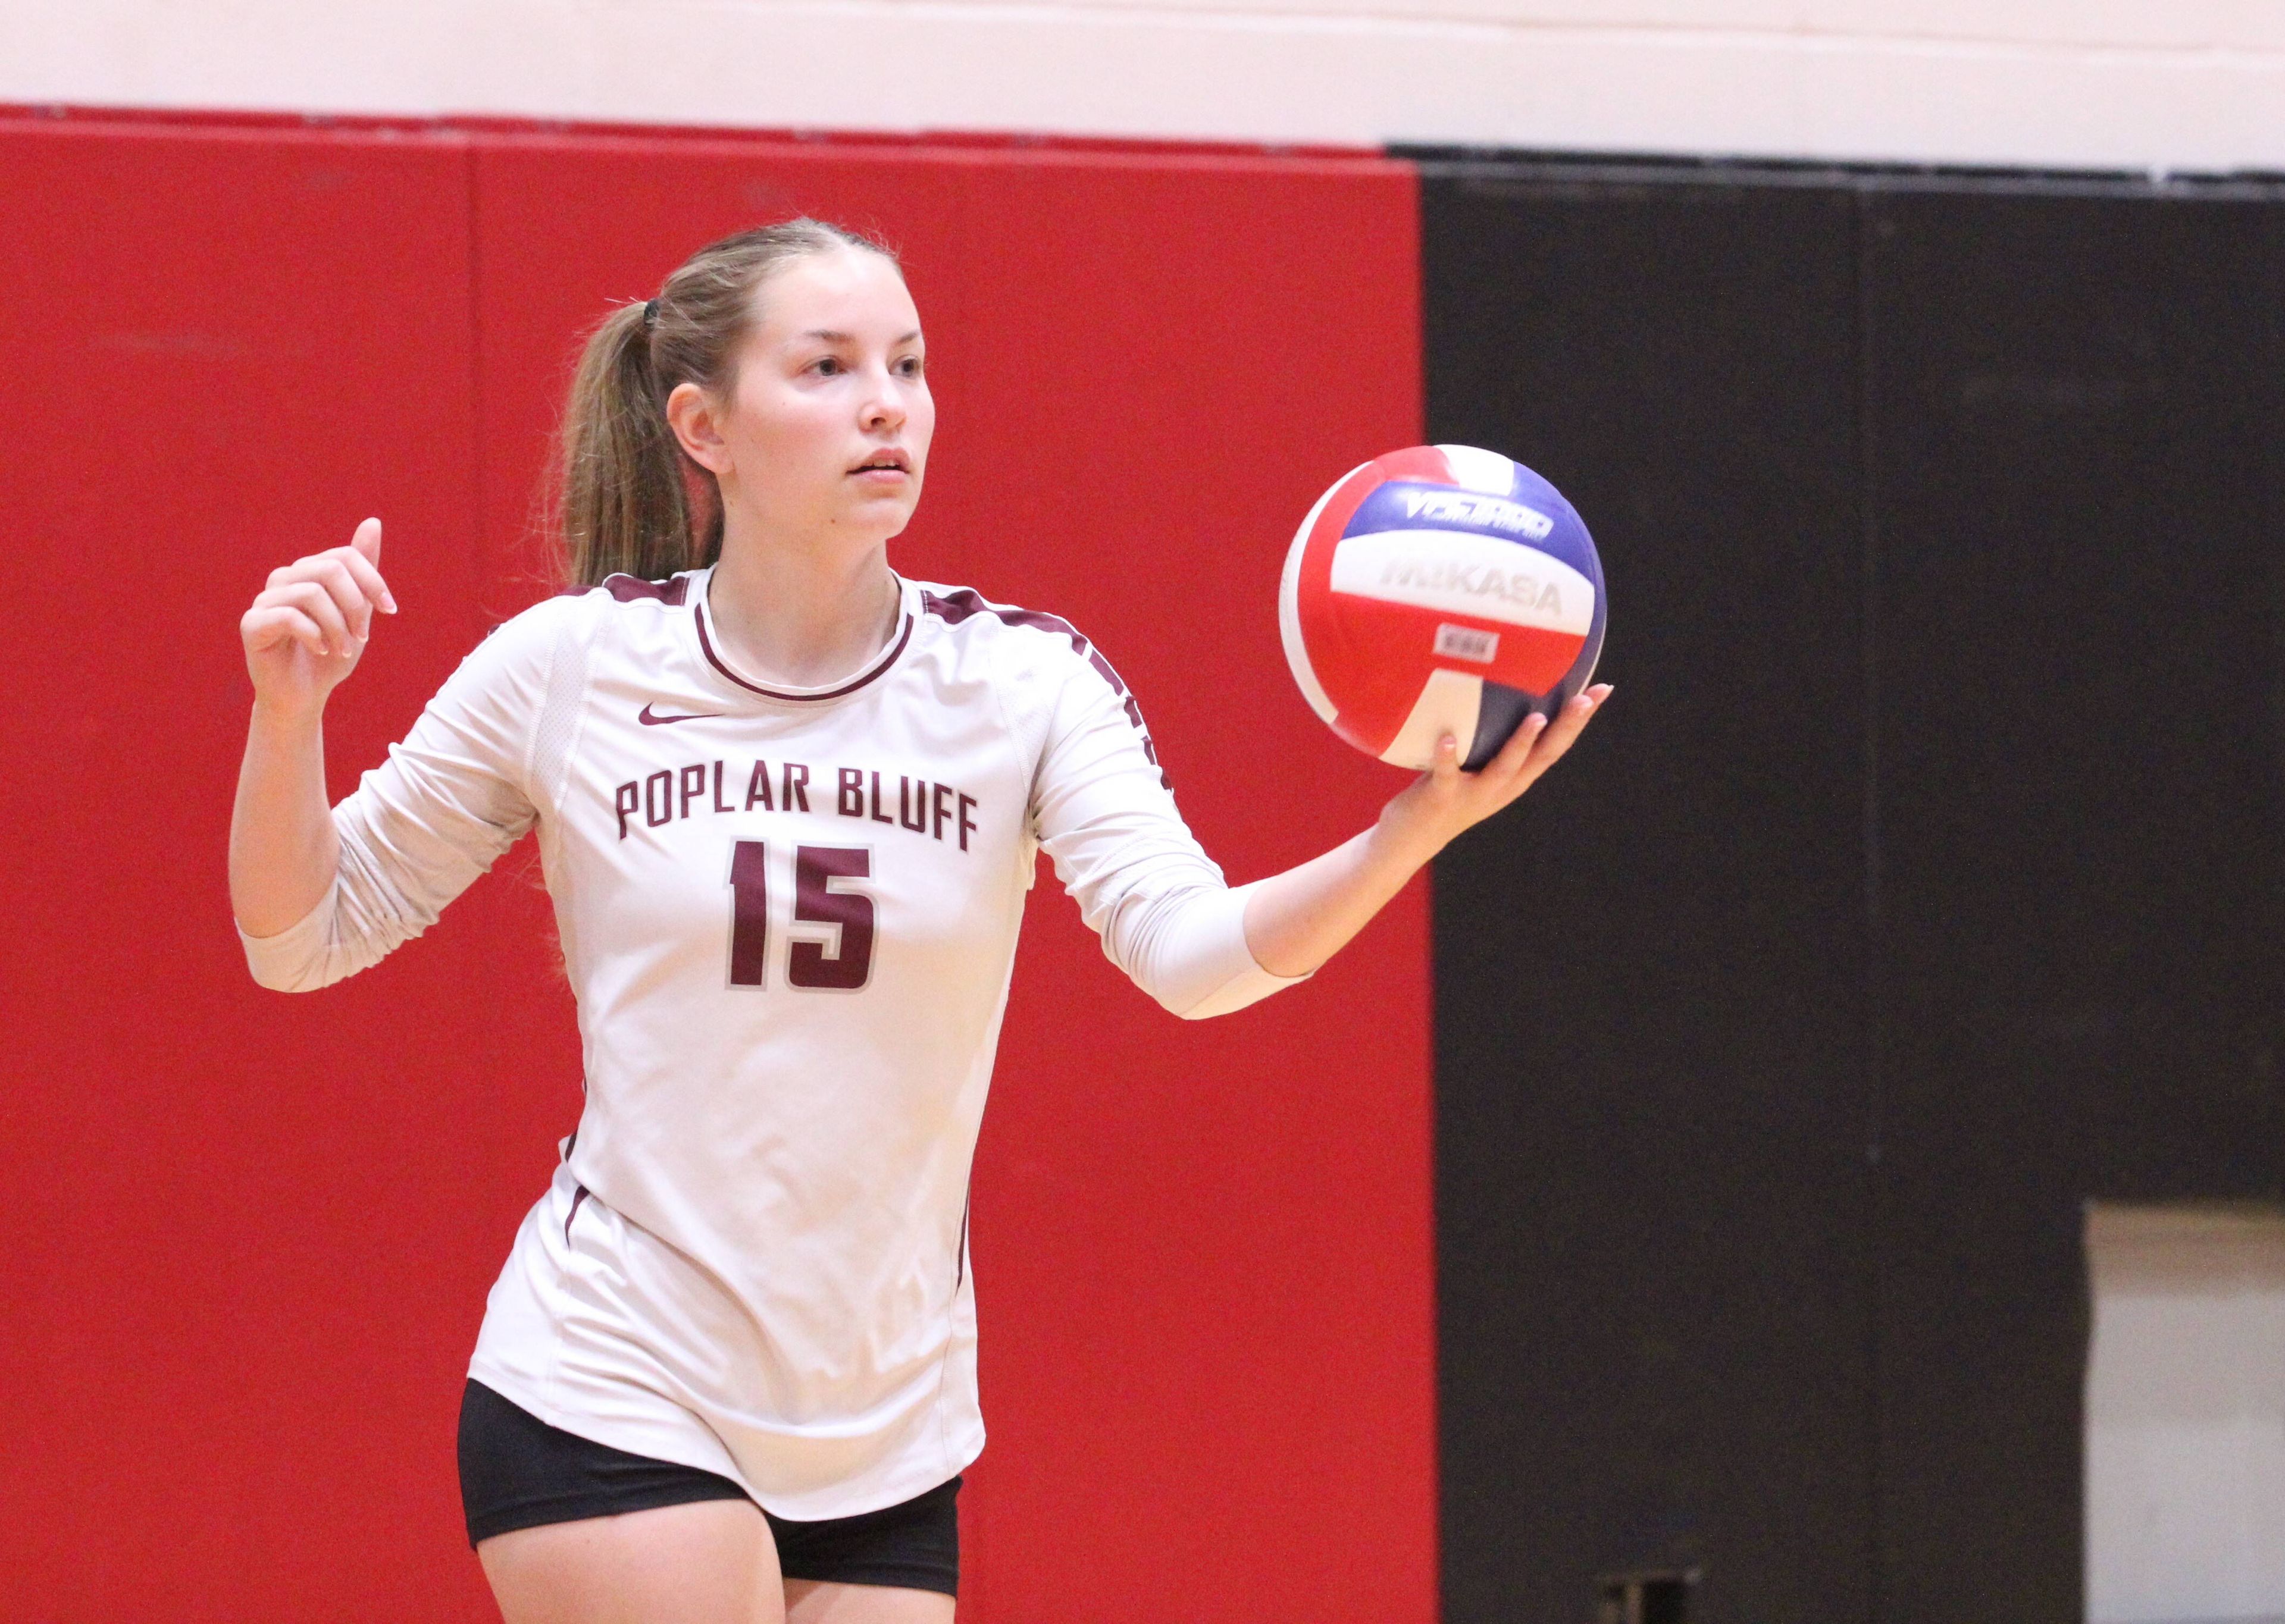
1157, 958, 1303, 1020
1132, 955, 1246, 1020
1164, 981, 1238, 1021
240, 942, 340, 994
1119, 882, 1307, 1020
1165, 980, 1276, 1021
245, 958, 331, 995
1157, 990, 1212, 1021
236, 893, 353, 993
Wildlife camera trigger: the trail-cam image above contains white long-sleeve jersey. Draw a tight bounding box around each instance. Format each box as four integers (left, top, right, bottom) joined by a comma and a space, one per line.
241, 566, 1303, 1518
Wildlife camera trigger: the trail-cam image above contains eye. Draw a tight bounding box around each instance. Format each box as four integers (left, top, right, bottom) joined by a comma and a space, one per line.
809, 356, 845, 377
895, 354, 925, 378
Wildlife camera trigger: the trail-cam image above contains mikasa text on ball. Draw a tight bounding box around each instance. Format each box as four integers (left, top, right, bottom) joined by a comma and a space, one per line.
1278, 444, 1606, 770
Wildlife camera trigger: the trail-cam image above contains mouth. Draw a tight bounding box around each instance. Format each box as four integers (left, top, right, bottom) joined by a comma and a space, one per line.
849, 449, 912, 476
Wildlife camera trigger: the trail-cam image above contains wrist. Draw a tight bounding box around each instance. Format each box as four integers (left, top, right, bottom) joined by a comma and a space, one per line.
1369, 798, 1448, 875
249, 694, 325, 738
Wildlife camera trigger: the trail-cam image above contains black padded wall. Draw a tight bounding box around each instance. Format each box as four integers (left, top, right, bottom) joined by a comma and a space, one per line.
1420, 165, 1873, 1624
1865, 183, 2285, 1622
1419, 156, 2285, 1624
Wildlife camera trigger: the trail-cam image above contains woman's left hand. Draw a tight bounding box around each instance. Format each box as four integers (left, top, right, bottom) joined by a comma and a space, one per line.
1240, 682, 1611, 979
1377, 683, 1613, 866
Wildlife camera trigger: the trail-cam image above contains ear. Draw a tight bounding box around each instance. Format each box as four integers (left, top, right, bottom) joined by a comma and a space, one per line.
665, 380, 732, 477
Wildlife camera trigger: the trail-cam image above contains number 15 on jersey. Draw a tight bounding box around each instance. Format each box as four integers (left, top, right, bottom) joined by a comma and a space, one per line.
727, 841, 877, 991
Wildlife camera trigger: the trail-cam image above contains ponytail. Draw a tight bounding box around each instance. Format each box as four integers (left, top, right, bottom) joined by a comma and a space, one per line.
554, 218, 899, 590
560, 300, 703, 586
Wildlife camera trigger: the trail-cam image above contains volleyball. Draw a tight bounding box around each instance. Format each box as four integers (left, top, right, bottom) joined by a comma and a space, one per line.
1278, 444, 1606, 771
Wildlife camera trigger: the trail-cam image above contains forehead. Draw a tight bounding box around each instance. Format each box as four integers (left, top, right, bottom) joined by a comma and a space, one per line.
753, 248, 919, 337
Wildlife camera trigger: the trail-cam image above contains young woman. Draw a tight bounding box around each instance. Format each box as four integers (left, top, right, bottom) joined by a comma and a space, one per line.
230, 218, 1607, 1624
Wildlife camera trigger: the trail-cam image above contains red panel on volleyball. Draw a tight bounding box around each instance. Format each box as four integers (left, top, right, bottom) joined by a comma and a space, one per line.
0, 113, 1428, 1621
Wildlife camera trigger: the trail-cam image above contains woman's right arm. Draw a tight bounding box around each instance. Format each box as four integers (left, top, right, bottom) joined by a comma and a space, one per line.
228, 518, 396, 938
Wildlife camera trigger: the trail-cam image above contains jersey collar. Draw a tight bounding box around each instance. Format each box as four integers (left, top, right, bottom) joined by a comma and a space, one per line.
691, 567, 916, 704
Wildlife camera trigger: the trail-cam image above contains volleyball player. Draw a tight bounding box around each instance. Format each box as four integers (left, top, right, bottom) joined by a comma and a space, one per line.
229, 219, 1607, 1624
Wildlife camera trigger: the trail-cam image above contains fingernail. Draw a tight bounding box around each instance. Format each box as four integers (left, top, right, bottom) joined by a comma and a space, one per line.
381, 595, 399, 614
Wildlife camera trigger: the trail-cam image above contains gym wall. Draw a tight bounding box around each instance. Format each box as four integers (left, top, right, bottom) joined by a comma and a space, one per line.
0, 114, 1432, 1622
1423, 153, 2285, 1622
7, 1, 2283, 168
7, 28, 2284, 1624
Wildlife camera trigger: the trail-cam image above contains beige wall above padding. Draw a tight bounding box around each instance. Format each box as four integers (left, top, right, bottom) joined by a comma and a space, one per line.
4, 0, 2281, 168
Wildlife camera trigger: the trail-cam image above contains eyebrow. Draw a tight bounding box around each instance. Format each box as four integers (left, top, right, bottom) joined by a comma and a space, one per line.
797, 329, 923, 345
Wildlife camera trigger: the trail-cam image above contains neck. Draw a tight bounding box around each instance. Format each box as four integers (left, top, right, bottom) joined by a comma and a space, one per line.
706, 516, 902, 689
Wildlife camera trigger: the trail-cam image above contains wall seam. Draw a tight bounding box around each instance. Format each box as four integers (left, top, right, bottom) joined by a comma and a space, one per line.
1852, 180, 1888, 1624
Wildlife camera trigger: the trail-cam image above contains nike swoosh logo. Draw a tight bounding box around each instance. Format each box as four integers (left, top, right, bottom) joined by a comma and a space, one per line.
638, 703, 724, 726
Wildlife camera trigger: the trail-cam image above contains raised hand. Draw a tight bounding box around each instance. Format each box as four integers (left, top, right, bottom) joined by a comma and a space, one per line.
240, 518, 397, 719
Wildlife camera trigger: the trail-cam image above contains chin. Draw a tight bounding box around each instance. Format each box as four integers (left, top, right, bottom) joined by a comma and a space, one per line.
855, 494, 919, 530
830, 505, 916, 545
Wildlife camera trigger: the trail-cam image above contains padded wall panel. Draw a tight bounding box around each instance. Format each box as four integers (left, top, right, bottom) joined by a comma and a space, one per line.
1420, 167, 1873, 1624
917, 151, 1434, 1624
0, 114, 1430, 1621
1419, 153, 2285, 1624
469, 137, 1432, 1623
0, 121, 521, 1620
1865, 183, 2285, 1622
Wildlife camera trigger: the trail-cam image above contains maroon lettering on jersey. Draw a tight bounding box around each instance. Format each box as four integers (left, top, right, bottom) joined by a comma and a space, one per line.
644, 770, 674, 828
898, 776, 928, 833
680, 764, 708, 822
615, 781, 640, 840
931, 782, 953, 842
784, 763, 811, 812
744, 761, 774, 812
787, 845, 874, 991
727, 839, 769, 987
837, 767, 865, 818
957, 794, 978, 852
712, 760, 735, 814
868, 772, 895, 825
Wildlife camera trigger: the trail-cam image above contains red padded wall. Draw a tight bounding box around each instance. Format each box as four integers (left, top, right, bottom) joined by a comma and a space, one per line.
0, 113, 1426, 1620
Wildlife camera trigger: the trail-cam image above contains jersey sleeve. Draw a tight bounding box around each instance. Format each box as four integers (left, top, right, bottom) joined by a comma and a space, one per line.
238, 600, 566, 992
1029, 644, 1309, 1020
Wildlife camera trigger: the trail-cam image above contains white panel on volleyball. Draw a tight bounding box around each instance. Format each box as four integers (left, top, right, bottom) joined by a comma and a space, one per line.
1277, 463, 1364, 729
1329, 530, 1595, 635
1381, 669, 1484, 770
1433, 445, 1518, 496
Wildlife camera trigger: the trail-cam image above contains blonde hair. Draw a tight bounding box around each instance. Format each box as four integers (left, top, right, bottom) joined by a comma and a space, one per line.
556, 218, 899, 587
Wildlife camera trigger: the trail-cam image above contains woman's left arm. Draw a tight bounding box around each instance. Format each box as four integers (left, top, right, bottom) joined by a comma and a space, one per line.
1242, 684, 1611, 978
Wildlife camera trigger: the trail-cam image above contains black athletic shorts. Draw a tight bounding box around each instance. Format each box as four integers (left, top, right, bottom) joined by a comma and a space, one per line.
457, 1379, 960, 1597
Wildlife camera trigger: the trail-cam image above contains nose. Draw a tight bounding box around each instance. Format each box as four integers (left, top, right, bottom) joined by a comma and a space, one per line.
859, 362, 907, 434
